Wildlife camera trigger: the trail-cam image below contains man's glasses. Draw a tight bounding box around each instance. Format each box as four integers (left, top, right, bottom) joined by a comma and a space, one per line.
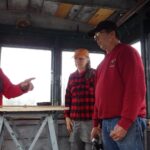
94, 32, 100, 41
94, 31, 107, 41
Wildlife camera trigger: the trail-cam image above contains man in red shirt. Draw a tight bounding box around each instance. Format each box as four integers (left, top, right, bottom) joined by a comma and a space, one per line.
0, 68, 34, 105
88, 21, 146, 150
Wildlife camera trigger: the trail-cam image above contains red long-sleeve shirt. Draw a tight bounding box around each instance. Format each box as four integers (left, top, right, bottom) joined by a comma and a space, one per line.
64, 68, 96, 120
0, 68, 24, 105
93, 43, 146, 130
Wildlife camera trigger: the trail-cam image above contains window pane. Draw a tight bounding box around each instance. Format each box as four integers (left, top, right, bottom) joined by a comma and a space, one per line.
1, 47, 51, 105
61, 51, 104, 105
131, 41, 141, 56
90, 53, 105, 69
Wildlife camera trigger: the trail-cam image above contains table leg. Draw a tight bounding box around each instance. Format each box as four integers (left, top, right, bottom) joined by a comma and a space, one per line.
47, 115, 59, 150
4, 118, 23, 150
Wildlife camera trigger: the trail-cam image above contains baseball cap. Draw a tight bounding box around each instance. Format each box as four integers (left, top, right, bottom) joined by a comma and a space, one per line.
88, 20, 117, 37
74, 48, 89, 58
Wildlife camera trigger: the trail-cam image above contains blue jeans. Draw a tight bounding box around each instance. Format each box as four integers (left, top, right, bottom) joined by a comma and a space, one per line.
101, 117, 146, 150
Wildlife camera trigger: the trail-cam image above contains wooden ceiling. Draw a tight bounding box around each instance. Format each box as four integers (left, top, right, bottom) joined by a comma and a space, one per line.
0, 0, 148, 32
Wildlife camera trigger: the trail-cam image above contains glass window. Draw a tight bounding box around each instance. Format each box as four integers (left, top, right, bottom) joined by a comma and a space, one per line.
1, 47, 51, 105
131, 41, 141, 56
61, 51, 104, 105
90, 53, 105, 68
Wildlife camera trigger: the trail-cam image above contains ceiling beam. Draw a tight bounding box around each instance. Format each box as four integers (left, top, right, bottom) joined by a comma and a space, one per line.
117, 0, 149, 26
47, 0, 136, 10
0, 10, 93, 32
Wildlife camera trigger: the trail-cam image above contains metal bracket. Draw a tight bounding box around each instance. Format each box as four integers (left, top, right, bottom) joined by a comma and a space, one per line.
0, 115, 59, 150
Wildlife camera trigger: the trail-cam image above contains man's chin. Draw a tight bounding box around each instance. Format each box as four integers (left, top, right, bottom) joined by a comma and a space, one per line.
99, 45, 103, 50
99, 45, 106, 51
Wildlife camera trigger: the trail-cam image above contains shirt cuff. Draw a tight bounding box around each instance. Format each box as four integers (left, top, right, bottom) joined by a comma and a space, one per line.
118, 117, 134, 130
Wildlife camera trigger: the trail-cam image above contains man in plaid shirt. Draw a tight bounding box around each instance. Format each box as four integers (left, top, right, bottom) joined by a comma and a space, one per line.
64, 48, 96, 150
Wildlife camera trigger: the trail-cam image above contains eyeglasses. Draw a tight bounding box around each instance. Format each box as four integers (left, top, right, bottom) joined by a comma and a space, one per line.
94, 32, 99, 40
94, 31, 107, 40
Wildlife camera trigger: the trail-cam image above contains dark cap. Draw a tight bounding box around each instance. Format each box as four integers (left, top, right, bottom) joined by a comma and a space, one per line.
88, 20, 117, 37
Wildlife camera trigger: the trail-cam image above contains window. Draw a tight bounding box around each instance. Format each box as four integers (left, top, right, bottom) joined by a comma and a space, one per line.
61, 51, 104, 105
131, 41, 141, 56
90, 53, 105, 68
1, 47, 51, 105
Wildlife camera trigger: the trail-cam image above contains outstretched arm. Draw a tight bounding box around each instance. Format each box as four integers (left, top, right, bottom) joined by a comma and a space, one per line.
19, 77, 35, 92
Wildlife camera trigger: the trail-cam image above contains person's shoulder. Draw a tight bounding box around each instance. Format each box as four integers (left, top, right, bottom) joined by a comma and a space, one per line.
118, 43, 141, 62
118, 43, 131, 50
119, 43, 134, 51
119, 43, 138, 55
91, 68, 96, 74
89, 68, 96, 77
69, 70, 78, 78
90, 68, 96, 72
